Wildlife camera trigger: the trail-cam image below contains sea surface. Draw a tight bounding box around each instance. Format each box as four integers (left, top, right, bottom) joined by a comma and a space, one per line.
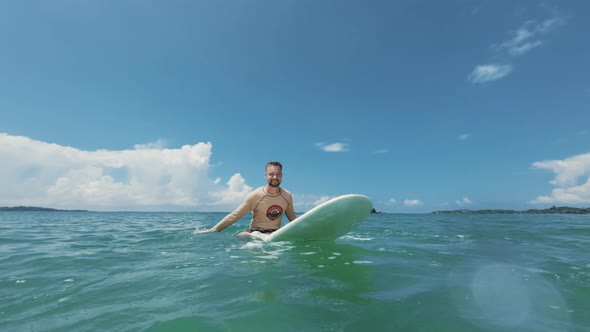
1, 212, 589, 332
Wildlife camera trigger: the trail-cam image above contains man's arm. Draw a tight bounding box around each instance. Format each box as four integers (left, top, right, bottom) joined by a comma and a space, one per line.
212, 202, 251, 231
193, 228, 215, 235
194, 200, 252, 234
285, 194, 297, 222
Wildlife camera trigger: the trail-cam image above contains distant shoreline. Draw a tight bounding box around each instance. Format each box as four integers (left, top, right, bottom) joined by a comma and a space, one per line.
2, 205, 589, 214
0, 206, 89, 212
432, 206, 590, 215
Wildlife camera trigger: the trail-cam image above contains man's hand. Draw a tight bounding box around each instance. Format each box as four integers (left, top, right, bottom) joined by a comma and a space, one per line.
193, 228, 215, 235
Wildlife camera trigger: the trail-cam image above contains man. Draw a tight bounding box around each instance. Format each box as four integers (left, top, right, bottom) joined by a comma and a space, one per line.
194, 161, 296, 235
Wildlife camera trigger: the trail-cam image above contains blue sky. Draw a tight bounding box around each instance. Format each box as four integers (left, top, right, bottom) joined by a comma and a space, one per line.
1, 1, 589, 213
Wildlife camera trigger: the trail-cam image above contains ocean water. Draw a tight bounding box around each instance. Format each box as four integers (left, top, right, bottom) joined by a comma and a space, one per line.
1, 212, 589, 332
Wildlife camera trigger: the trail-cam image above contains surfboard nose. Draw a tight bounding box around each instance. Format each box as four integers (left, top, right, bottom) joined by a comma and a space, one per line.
266, 194, 373, 242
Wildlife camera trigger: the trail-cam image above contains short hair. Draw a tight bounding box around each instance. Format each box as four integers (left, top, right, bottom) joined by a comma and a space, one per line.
266, 161, 283, 170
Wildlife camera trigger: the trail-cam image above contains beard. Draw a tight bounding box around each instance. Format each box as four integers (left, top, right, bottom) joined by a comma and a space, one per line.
268, 179, 281, 187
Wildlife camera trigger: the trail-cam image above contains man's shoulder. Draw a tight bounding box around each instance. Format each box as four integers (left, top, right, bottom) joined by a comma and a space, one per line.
246, 187, 266, 198
280, 187, 293, 197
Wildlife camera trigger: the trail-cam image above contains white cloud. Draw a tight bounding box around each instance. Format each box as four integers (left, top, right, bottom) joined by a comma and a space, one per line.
385, 198, 396, 206
507, 40, 543, 56
373, 148, 389, 154
456, 197, 472, 206
459, 133, 471, 140
208, 173, 252, 207
531, 152, 590, 204
470, 14, 565, 84
290, 194, 335, 212
0, 133, 252, 211
316, 142, 349, 152
468, 64, 513, 83
404, 199, 424, 207
313, 196, 333, 206
133, 139, 168, 150
498, 18, 565, 56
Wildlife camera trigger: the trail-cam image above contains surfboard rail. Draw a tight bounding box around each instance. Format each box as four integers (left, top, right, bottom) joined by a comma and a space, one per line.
264, 194, 373, 242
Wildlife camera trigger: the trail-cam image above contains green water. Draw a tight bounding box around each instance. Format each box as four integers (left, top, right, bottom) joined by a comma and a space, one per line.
1, 212, 588, 331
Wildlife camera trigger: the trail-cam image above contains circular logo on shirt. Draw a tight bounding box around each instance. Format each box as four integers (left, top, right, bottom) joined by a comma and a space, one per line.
266, 205, 283, 220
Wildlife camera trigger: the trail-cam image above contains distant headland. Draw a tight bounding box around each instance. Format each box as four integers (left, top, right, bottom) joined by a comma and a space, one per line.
0, 206, 89, 212
2, 205, 588, 214
432, 206, 590, 215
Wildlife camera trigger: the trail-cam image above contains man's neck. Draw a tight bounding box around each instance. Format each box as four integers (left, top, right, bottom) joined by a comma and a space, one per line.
265, 185, 280, 195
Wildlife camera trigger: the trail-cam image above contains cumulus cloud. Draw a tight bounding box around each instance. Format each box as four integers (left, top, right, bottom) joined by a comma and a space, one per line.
134, 139, 168, 150
530, 152, 590, 205
313, 196, 333, 206
289, 194, 335, 212
385, 198, 396, 206
208, 173, 252, 207
315, 142, 349, 152
404, 199, 424, 207
0, 133, 251, 211
456, 197, 472, 206
459, 134, 471, 141
468, 64, 513, 83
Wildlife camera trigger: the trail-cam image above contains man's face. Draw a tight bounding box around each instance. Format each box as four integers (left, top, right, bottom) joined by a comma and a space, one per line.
265, 165, 283, 187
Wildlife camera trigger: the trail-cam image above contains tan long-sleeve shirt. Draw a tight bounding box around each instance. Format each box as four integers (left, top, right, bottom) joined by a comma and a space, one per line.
213, 186, 296, 232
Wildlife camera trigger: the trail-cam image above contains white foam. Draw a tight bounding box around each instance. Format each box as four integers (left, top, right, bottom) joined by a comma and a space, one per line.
240, 241, 265, 250
258, 254, 280, 260
238, 240, 295, 261
341, 235, 373, 241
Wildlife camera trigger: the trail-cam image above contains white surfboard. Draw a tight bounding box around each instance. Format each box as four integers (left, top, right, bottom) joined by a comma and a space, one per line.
257, 194, 373, 242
